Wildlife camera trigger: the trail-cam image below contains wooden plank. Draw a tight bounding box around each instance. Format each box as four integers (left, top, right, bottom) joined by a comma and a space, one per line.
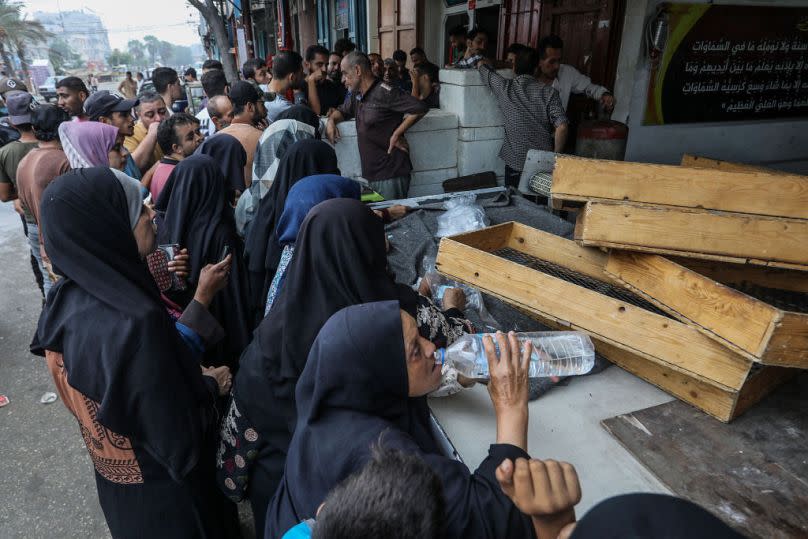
672, 258, 808, 295
552, 155, 808, 219
602, 375, 808, 538
443, 221, 513, 252
605, 251, 780, 360
732, 366, 798, 418
436, 236, 752, 389
761, 313, 808, 368
595, 340, 739, 422
576, 201, 808, 267
680, 154, 793, 176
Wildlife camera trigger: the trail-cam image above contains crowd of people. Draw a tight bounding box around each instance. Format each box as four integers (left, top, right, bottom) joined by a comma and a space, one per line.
0, 28, 742, 539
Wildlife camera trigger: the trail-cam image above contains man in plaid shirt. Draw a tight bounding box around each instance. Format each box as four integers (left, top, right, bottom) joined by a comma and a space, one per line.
477, 48, 568, 189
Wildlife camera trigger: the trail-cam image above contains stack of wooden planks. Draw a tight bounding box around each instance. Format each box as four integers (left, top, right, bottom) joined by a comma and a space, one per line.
435, 156, 807, 422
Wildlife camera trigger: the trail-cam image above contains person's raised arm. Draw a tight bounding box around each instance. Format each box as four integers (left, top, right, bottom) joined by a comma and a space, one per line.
128, 122, 160, 171
477, 60, 510, 96
496, 458, 581, 539
306, 69, 326, 115
484, 331, 530, 450
547, 89, 568, 154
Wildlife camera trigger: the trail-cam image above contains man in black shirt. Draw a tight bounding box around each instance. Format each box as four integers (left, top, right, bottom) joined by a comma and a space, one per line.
303, 44, 346, 115
327, 52, 428, 200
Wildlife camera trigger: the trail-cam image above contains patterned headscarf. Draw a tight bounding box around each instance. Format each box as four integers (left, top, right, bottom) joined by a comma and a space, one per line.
59, 121, 119, 169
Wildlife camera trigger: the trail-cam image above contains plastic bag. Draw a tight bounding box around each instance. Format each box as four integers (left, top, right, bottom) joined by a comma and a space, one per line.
435, 194, 489, 238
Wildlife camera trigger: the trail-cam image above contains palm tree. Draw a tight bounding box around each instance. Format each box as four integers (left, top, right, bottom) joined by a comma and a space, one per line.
0, 2, 22, 76
10, 16, 49, 87
0, 2, 50, 88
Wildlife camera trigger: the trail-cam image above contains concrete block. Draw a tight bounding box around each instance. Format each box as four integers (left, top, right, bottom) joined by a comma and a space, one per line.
440, 83, 504, 128
332, 135, 362, 179
409, 129, 458, 171
439, 68, 513, 86
457, 139, 505, 177
410, 167, 457, 191
459, 126, 505, 142
333, 119, 357, 137
409, 109, 459, 132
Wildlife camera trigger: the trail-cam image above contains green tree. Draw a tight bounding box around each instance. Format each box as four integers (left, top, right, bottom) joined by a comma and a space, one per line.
0, 2, 50, 88
143, 35, 160, 64
108, 48, 134, 67
49, 38, 82, 74
158, 40, 173, 65
127, 39, 145, 66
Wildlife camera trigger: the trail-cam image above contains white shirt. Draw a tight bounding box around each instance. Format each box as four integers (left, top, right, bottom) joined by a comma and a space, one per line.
552, 64, 610, 111
196, 107, 216, 138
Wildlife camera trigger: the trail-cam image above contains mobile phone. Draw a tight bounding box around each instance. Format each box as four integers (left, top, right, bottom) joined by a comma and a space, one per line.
219, 245, 230, 262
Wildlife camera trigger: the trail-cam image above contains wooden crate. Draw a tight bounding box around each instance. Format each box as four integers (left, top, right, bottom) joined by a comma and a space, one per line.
435, 222, 794, 422
551, 155, 808, 220
574, 200, 808, 270
605, 251, 808, 368
680, 154, 795, 176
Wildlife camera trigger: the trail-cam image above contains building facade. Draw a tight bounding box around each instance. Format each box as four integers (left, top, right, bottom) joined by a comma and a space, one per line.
33, 10, 111, 71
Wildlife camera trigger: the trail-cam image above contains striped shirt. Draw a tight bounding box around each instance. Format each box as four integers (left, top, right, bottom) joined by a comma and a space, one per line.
479, 64, 567, 170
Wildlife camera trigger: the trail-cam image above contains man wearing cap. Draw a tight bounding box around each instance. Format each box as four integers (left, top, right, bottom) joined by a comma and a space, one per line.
0, 76, 27, 98
16, 104, 71, 297
85, 90, 142, 179
219, 80, 266, 186
0, 91, 47, 297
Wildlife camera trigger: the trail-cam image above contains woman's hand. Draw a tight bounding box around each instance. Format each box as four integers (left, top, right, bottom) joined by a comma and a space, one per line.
442, 287, 466, 312
202, 365, 232, 396
496, 458, 581, 539
167, 248, 189, 280
484, 331, 530, 450
194, 254, 232, 307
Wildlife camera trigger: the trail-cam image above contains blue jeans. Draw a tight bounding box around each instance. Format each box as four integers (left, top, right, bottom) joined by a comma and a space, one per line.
27, 222, 53, 297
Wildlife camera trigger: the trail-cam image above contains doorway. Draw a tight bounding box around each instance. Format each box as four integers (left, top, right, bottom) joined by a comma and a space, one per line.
474, 5, 501, 60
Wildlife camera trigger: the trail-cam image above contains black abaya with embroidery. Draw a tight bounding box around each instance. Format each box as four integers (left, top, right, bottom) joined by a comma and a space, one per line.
32, 167, 238, 538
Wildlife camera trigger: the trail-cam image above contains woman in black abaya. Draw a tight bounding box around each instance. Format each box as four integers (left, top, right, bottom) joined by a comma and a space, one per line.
196, 132, 248, 196
265, 301, 536, 539
218, 199, 474, 533
242, 139, 339, 322
33, 167, 238, 538
156, 154, 251, 370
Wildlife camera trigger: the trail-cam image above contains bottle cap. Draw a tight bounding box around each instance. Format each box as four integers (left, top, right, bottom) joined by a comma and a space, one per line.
434, 349, 445, 366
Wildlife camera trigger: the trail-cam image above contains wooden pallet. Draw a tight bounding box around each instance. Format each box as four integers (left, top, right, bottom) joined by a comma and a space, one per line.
574, 201, 808, 270
551, 155, 808, 220
605, 251, 808, 368
435, 222, 793, 421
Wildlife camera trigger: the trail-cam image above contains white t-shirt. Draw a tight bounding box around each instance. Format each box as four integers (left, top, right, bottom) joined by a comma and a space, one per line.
196, 108, 217, 138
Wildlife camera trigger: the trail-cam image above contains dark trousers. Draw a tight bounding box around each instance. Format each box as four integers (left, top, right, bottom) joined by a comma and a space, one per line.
504, 166, 521, 189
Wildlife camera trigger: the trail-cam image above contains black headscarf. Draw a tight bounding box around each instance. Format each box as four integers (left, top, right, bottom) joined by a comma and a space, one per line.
233, 199, 399, 489
195, 132, 248, 194
156, 154, 251, 368
265, 301, 536, 539
242, 139, 339, 319
571, 494, 745, 538
32, 167, 213, 480
274, 105, 321, 137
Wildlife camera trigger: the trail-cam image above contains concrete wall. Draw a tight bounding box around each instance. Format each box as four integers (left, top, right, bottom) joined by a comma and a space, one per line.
613, 0, 808, 173
330, 68, 511, 197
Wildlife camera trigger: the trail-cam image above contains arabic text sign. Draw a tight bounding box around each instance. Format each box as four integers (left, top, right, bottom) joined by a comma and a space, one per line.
644, 4, 808, 124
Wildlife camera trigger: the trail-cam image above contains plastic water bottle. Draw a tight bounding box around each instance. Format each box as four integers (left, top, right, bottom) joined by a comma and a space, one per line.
434, 332, 595, 381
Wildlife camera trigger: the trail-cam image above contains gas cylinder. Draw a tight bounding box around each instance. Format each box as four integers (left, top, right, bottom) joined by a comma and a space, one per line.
574, 120, 628, 161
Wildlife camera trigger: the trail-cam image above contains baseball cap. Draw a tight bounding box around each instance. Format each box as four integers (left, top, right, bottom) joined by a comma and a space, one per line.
7, 91, 35, 124
84, 90, 139, 121
228, 80, 261, 107
0, 77, 27, 96
31, 104, 70, 136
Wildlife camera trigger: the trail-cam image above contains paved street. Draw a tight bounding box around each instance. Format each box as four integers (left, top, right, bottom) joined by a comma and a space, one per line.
0, 202, 110, 538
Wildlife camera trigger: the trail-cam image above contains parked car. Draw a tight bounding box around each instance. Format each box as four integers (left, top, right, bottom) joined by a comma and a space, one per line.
38, 76, 59, 102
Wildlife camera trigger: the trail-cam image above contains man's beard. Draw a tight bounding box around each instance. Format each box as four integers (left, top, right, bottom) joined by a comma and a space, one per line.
327, 71, 341, 84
